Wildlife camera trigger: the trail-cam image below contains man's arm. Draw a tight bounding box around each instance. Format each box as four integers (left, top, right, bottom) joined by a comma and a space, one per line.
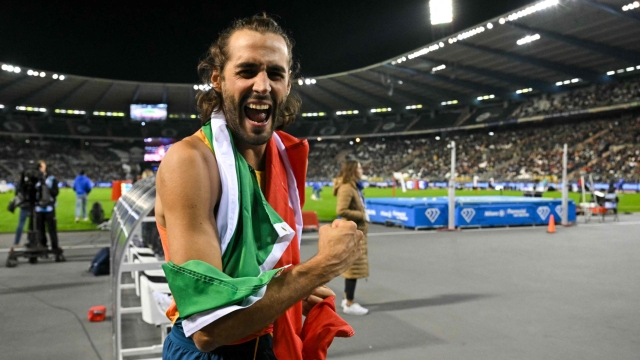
157, 138, 363, 352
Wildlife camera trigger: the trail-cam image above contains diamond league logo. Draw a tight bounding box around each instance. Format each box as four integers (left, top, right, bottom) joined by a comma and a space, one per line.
425, 208, 440, 223
537, 206, 551, 220
555, 205, 563, 217
461, 208, 476, 223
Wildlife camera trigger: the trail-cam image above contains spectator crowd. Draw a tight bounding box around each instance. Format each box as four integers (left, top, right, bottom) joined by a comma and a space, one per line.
306, 116, 640, 184
1, 78, 640, 185
511, 78, 640, 118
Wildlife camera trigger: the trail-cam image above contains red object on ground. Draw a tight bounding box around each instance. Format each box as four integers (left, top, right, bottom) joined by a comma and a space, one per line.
88, 305, 107, 322
111, 180, 132, 201
302, 211, 320, 231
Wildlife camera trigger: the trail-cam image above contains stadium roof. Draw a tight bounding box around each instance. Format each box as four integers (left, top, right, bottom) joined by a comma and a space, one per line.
1, 0, 639, 121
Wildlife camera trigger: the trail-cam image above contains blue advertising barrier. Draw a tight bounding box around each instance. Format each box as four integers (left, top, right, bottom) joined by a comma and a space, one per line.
455, 197, 576, 228
365, 196, 576, 229
366, 197, 449, 229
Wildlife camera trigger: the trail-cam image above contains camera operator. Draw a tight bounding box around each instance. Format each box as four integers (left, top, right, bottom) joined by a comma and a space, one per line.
9, 170, 37, 251
34, 160, 63, 259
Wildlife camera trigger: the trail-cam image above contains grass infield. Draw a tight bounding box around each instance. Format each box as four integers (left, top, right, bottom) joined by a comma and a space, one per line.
1, 187, 639, 233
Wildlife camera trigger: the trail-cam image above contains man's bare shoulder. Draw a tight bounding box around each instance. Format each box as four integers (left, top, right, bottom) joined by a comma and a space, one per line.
158, 135, 216, 179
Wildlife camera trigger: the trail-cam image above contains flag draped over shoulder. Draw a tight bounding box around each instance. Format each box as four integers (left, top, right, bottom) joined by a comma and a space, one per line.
161, 113, 353, 359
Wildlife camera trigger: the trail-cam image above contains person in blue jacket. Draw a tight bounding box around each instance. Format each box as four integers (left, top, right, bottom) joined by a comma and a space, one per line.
73, 170, 92, 222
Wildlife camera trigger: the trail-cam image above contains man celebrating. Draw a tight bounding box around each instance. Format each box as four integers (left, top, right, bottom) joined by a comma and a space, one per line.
155, 14, 364, 359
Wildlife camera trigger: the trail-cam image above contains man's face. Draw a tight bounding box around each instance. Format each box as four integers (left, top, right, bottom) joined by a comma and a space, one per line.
216, 30, 291, 146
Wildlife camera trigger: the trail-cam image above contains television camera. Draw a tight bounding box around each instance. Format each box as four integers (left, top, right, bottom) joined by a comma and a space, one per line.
5, 169, 66, 267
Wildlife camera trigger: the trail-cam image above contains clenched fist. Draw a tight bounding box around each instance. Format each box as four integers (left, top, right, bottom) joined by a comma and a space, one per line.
315, 219, 364, 279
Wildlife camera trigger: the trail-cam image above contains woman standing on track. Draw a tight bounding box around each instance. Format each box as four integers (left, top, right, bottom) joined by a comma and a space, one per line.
333, 160, 370, 315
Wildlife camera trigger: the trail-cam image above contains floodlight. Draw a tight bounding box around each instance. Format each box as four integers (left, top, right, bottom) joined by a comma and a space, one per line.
14, 67, 21, 73
298, 79, 303, 85
59, 75, 65, 80
304, 79, 311, 85
193, 85, 198, 90
430, 0, 453, 25
487, 22, 494, 29
53, 74, 58, 79
40, 72, 45, 77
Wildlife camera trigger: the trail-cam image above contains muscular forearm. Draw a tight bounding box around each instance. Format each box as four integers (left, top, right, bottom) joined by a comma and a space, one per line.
192, 256, 333, 352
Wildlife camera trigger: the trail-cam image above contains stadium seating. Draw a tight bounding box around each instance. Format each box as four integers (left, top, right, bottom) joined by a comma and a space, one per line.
511, 78, 640, 118
304, 115, 640, 183
1, 77, 640, 185
1, 114, 638, 185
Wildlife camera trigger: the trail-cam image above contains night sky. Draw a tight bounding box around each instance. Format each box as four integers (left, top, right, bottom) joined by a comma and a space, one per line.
1, 0, 535, 83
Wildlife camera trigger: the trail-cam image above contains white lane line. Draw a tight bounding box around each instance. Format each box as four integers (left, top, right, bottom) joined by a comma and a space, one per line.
0, 244, 109, 253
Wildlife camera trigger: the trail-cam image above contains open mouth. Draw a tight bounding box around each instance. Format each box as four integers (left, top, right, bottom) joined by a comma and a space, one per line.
244, 103, 272, 127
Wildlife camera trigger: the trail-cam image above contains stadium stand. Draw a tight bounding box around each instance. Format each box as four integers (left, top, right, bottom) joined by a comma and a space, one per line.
0, 138, 127, 184
2, 0, 640, 188
303, 114, 640, 183
511, 78, 640, 118
409, 111, 461, 131
1, 111, 638, 185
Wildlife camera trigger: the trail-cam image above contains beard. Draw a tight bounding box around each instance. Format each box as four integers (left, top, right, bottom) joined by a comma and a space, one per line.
221, 87, 286, 147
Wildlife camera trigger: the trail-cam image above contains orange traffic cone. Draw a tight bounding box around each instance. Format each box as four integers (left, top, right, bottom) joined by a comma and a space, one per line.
547, 215, 556, 234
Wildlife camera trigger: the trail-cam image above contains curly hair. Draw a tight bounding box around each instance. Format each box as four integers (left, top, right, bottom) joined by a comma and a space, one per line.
196, 14, 301, 129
